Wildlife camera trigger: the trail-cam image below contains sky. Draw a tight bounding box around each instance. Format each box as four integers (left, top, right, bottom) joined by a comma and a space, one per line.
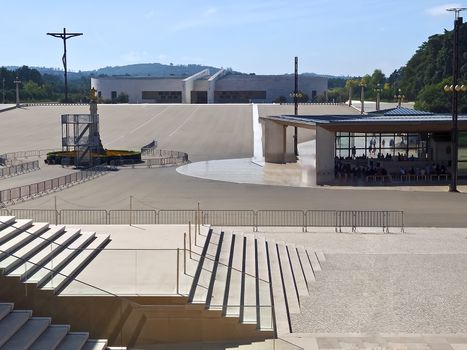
0, 0, 465, 76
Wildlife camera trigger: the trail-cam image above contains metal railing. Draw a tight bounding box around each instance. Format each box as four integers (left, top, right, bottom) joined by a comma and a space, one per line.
0, 167, 109, 205
0, 208, 404, 232
0, 148, 59, 162
0, 160, 39, 178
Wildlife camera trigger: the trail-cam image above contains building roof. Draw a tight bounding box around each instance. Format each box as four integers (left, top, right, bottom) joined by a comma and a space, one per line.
367, 106, 434, 116
262, 106, 466, 127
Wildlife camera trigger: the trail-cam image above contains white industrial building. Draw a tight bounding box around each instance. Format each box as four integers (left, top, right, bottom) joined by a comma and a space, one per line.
91, 69, 328, 104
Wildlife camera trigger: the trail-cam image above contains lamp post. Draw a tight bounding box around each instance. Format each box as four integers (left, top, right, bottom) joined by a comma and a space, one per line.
13, 77, 21, 107
394, 88, 405, 107
47, 28, 83, 102
359, 81, 366, 114
445, 7, 466, 192
293, 56, 299, 156
374, 83, 383, 111
2, 78, 5, 104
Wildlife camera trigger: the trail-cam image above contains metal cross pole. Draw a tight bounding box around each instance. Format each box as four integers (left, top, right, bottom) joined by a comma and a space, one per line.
47, 28, 83, 102
446, 7, 466, 192
13, 77, 21, 107
294, 56, 299, 156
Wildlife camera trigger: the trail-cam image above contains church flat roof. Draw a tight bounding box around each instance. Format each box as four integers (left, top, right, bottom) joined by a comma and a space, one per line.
262, 106, 467, 127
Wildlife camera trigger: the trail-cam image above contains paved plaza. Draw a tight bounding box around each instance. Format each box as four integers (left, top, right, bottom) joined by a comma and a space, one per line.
1, 104, 467, 349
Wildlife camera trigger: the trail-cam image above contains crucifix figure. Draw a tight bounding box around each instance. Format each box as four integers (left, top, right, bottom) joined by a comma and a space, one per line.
47, 28, 83, 102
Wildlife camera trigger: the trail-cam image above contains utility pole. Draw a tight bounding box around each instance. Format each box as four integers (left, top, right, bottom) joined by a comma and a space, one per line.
446, 7, 466, 192
293, 56, 299, 157
14, 77, 21, 107
47, 28, 83, 102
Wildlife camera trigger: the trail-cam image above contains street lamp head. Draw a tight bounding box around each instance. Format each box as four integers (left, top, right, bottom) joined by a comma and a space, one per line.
455, 84, 466, 92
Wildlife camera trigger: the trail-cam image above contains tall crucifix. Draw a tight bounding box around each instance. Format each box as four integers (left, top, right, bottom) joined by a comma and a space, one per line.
47, 28, 83, 102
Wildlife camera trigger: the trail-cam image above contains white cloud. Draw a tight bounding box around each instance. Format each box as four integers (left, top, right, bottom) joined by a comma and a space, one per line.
425, 4, 463, 16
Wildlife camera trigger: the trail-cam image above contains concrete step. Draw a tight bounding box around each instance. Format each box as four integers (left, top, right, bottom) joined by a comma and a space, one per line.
1, 225, 66, 273
230, 339, 296, 350
208, 231, 233, 309
276, 243, 300, 314
316, 250, 326, 265
265, 240, 290, 335
189, 229, 216, 304
0, 219, 33, 245
0, 216, 16, 230
42, 234, 110, 293
56, 332, 89, 350
205, 231, 225, 308
296, 246, 315, 290
0, 303, 13, 320
1, 317, 51, 350
225, 233, 244, 317
286, 244, 309, 298
81, 339, 109, 350
25, 232, 95, 285
8, 228, 80, 279
29, 324, 70, 350
255, 237, 272, 331
0, 222, 49, 260
0, 310, 32, 347
241, 235, 257, 325
308, 250, 322, 272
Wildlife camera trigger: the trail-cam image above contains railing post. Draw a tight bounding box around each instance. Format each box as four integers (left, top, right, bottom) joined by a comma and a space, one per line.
183, 233, 187, 274
188, 224, 192, 258
176, 248, 180, 294
54, 196, 58, 225
254, 211, 258, 232
401, 211, 405, 233
129, 195, 133, 226
303, 210, 306, 232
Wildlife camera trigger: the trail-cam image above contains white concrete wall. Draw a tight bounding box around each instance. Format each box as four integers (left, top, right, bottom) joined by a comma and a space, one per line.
91, 73, 328, 104
315, 126, 335, 185
91, 77, 183, 103
215, 75, 328, 102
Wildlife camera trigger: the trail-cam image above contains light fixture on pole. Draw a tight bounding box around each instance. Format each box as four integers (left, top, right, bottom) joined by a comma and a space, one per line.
374, 83, 383, 111
13, 77, 21, 107
445, 7, 466, 192
359, 81, 366, 114
394, 88, 405, 107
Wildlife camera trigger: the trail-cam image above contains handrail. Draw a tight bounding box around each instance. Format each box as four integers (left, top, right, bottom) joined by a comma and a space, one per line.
0, 166, 110, 205
0, 160, 39, 178
0, 246, 276, 333
0, 208, 405, 233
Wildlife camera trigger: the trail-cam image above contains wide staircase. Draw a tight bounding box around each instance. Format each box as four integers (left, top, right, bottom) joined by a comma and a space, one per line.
188, 228, 326, 337
0, 216, 120, 348
0, 302, 123, 350
0, 215, 109, 294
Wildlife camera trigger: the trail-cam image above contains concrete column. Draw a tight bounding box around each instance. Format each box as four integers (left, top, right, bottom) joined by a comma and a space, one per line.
263, 119, 287, 164
315, 126, 335, 185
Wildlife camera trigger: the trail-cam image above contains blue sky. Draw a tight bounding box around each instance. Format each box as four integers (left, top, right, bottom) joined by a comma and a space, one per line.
0, 0, 464, 76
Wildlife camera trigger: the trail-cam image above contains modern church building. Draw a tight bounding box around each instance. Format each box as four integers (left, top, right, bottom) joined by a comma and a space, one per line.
91, 69, 328, 104
260, 107, 467, 185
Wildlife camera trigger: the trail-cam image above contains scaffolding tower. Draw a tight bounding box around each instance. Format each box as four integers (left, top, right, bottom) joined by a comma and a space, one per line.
61, 109, 104, 167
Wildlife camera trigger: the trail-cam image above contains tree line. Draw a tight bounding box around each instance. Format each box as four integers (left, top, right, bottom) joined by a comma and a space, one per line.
0, 66, 91, 103
325, 22, 467, 113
